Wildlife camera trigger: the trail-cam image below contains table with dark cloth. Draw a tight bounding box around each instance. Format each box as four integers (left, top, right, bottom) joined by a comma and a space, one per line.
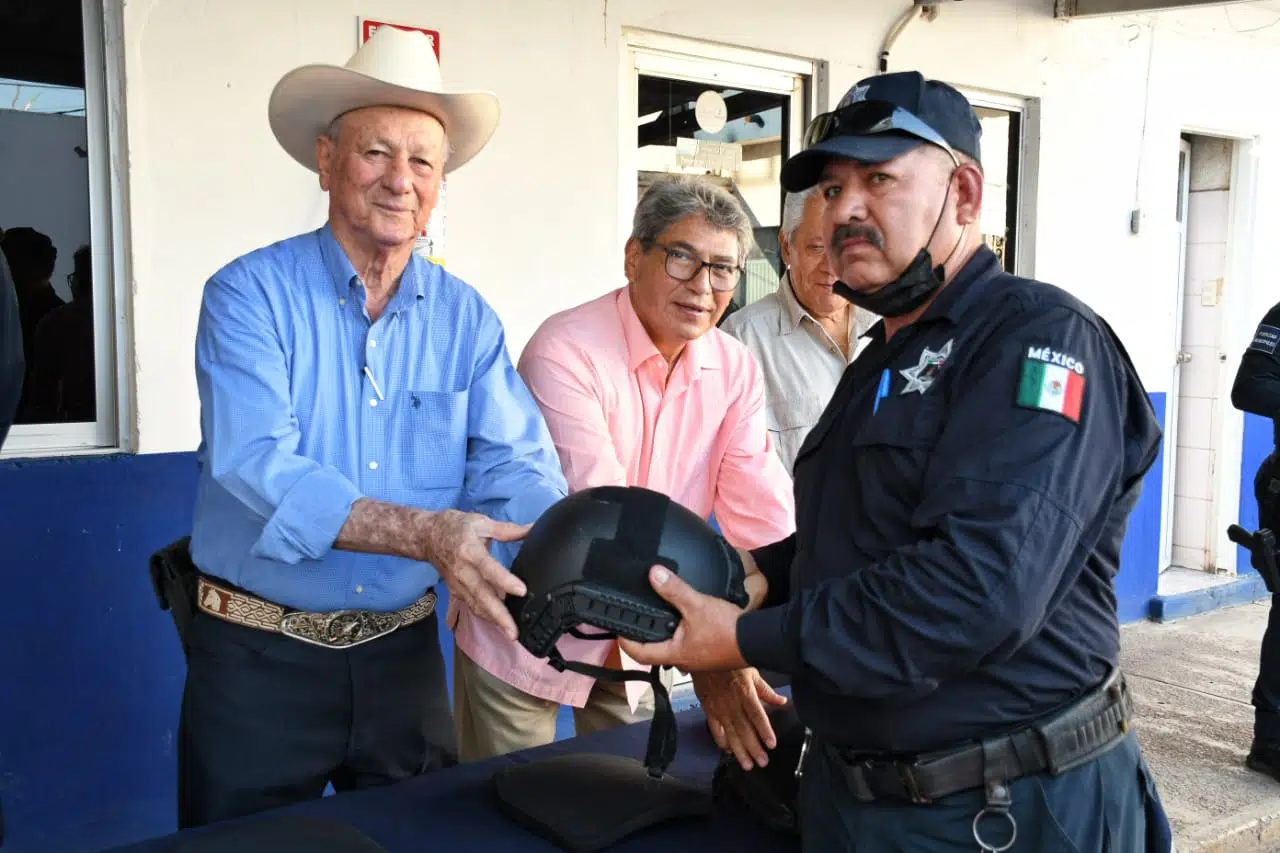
102, 699, 801, 853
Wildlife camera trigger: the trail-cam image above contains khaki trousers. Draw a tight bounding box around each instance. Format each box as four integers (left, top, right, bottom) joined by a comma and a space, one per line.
452, 645, 673, 762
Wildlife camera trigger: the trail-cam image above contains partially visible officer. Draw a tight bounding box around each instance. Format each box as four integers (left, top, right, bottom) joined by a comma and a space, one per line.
1230, 300, 1280, 781
620, 71, 1175, 852
0, 239, 18, 847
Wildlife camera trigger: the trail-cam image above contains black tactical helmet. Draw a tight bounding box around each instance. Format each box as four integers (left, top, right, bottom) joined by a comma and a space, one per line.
508, 485, 750, 654
506, 485, 750, 776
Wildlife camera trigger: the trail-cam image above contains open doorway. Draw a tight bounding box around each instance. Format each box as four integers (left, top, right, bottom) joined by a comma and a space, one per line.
969, 104, 1025, 275
1159, 132, 1244, 595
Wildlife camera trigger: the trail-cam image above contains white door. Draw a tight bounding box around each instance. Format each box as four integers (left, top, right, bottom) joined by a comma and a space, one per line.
1172, 136, 1234, 572
1159, 139, 1192, 572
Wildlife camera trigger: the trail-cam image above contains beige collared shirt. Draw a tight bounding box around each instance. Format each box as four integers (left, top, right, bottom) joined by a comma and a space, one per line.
720, 273, 877, 473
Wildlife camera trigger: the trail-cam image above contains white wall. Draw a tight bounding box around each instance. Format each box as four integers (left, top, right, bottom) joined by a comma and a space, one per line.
116, 0, 1280, 455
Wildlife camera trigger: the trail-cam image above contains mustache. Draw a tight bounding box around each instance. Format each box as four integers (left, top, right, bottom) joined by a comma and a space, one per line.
831, 224, 884, 251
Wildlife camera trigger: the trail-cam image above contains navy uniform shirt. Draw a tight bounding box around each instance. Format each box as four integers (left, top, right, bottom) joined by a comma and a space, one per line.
736, 246, 1162, 754
1230, 301, 1280, 445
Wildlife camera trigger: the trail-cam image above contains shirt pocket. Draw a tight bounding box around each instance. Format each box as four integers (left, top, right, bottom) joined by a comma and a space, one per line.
397, 389, 469, 490
844, 394, 947, 535
768, 393, 826, 436
848, 396, 947, 511
850, 395, 946, 451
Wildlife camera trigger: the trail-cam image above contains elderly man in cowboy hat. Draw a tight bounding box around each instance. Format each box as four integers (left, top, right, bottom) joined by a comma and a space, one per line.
181, 26, 568, 828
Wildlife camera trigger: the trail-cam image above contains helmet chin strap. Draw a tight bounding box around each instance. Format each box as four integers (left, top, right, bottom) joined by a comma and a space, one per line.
832, 169, 967, 320
547, 647, 678, 781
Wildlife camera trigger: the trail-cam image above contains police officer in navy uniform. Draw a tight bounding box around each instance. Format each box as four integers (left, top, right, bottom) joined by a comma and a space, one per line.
619, 71, 1175, 851
1230, 300, 1280, 781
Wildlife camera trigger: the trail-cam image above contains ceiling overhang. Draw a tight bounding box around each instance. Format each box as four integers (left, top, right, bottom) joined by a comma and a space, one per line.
1055, 0, 1257, 18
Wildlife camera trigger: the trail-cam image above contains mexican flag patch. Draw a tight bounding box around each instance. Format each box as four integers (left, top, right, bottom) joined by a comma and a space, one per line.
1016, 347, 1085, 422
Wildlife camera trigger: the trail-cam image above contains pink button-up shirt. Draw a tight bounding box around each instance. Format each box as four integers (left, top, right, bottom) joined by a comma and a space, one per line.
450, 286, 797, 711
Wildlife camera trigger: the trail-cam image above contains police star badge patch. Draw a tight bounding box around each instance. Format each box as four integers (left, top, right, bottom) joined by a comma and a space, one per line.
900, 339, 953, 394
1017, 346, 1086, 422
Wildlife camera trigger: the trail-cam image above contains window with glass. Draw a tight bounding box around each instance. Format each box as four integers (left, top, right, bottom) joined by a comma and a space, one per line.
0, 0, 122, 457
629, 39, 811, 325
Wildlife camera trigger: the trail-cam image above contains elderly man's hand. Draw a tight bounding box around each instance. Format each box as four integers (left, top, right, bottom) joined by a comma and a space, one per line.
617, 565, 748, 672
417, 509, 530, 640
694, 668, 787, 770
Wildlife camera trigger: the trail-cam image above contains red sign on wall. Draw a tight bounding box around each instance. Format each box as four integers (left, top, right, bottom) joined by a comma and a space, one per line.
359, 19, 440, 59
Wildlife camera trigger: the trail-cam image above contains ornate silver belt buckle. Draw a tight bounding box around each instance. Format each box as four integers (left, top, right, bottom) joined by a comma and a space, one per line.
280, 608, 402, 649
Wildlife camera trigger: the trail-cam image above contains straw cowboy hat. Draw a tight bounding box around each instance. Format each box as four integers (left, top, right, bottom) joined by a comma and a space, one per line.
267, 25, 500, 174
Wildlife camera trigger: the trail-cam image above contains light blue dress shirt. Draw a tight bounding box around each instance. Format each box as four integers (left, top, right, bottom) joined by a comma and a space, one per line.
190, 224, 568, 613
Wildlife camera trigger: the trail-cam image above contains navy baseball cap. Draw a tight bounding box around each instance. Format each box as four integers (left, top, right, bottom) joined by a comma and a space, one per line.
780, 71, 982, 192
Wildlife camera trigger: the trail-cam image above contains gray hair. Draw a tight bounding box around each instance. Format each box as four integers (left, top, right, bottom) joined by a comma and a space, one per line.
780, 186, 819, 242
631, 175, 754, 265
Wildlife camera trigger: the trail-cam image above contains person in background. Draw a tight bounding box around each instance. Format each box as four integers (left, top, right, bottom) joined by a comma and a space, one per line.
450, 175, 796, 772
721, 186, 877, 473
0, 240, 22, 447
1230, 298, 1280, 782
0, 226, 62, 422
179, 26, 567, 828
24, 244, 97, 422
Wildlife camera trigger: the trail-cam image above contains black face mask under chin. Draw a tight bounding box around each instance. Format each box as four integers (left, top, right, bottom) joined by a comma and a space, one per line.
833, 247, 945, 318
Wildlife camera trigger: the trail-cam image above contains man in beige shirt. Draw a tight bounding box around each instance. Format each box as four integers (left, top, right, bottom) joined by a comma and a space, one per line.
721, 186, 878, 473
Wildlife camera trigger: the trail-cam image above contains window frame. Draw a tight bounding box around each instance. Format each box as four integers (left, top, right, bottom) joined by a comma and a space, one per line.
955, 85, 1041, 281
620, 29, 818, 259
1, 0, 132, 460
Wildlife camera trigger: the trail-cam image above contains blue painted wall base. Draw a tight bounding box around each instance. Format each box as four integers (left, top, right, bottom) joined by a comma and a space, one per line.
1111, 393, 1166, 624
0, 452, 197, 853
1148, 574, 1271, 622
1237, 412, 1274, 578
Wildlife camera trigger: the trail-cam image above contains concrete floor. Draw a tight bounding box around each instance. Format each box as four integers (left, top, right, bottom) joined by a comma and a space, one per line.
1121, 600, 1280, 852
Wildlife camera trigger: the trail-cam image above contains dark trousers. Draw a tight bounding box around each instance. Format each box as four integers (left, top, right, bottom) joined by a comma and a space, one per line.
797, 732, 1170, 852
177, 607, 457, 829
1253, 453, 1280, 744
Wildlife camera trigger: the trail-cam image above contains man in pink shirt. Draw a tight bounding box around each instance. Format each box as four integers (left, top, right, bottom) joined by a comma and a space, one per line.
450, 175, 797, 770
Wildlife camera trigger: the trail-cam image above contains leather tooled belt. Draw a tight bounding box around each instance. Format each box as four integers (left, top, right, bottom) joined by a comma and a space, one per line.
196, 576, 437, 650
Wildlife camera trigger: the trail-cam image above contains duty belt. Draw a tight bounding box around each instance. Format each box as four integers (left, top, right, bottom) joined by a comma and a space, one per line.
814, 669, 1133, 852
195, 576, 437, 650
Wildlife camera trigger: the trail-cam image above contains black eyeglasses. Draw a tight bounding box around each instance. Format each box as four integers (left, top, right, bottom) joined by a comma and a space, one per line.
803, 100, 957, 166
650, 242, 742, 292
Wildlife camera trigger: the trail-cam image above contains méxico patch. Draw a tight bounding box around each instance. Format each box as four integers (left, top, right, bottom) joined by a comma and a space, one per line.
1017, 346, 1085, 422
1250, 324, 1280, 355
